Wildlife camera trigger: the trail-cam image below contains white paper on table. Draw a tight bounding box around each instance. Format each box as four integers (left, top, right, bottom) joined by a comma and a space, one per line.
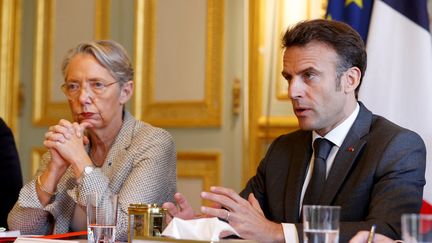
14, 238, 81, 243
162, 217, 239, 241
0, 230, 20, 237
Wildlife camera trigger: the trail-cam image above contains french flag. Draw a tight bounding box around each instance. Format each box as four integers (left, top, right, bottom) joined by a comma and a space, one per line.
327, 0, 432, 213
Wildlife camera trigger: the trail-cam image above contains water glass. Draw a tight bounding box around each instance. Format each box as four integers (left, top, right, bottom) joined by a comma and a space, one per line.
402, 214, 432, 243
87, 193, 118, 243
303, 205, 340, 243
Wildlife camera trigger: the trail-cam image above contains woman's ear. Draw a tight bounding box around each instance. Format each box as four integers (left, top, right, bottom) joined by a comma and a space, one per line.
119, 81, 134, 105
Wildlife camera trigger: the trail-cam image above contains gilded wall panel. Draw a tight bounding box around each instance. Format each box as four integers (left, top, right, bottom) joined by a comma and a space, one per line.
177, 151, 220, 208
0, 0, 21, 132
133, 0, 224, 127
245, 0, 326, 184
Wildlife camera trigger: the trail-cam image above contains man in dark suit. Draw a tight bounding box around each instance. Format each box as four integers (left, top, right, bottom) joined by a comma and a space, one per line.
163, 19, 426, 242
0, 118, 23, 229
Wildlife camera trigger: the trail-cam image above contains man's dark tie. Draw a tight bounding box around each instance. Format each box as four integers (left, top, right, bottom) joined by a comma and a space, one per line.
303, 138, 334, 205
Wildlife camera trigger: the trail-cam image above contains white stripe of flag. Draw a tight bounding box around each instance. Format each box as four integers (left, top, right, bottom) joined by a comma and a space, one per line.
359, 0, 432, 210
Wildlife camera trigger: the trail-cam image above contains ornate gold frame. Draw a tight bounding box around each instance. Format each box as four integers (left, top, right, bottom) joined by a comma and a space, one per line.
275, 0, 288, 100
244, 0, 265, 184
133, 0, 224, 127
177, 151, 220, 206
244, 0, 298, 184
32, 0, 110, 126
0, 0, 21, 132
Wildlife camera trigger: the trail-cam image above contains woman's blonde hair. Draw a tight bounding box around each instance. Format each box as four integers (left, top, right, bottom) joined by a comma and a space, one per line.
62, 40, 133, 85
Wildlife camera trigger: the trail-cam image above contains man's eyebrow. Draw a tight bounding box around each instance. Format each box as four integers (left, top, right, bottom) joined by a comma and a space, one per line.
281, 67, 318, 78
300, 67, 317, 73
281, 71, 290, 79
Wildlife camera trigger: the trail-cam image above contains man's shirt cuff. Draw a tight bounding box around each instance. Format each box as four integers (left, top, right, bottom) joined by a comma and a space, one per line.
282, 223, 299, 243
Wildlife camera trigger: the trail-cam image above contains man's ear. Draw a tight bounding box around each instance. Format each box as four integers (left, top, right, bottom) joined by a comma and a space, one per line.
343, 66, 361, 94
119, 81, 134, 105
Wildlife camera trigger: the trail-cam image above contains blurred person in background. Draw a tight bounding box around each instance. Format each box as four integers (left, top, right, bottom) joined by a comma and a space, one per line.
0, 118, 22, 229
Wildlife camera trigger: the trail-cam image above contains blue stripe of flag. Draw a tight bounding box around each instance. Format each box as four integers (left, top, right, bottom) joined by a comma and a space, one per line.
382, 0, 430, 31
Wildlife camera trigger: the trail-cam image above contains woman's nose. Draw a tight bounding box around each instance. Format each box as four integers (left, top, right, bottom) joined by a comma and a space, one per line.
78, 83, 94, 104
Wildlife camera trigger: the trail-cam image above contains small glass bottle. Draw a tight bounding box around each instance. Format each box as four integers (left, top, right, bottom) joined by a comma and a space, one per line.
128, 203, 167, 242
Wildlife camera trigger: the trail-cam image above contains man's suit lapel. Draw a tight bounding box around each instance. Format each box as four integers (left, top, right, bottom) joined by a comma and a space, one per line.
320, 102, 373, 205
284, 132, 312, 222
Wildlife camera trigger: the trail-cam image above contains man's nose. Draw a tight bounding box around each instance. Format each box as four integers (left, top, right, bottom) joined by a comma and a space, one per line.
288, 77, 303, 99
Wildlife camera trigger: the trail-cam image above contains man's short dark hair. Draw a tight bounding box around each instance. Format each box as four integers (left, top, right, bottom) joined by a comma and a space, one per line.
282, 19, 367, 98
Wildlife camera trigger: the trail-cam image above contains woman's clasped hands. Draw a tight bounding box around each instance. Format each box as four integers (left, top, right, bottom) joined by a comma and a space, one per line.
43, 119, 93, 177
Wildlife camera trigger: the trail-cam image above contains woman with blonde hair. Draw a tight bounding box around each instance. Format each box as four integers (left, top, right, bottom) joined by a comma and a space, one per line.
8, 40, 177, 241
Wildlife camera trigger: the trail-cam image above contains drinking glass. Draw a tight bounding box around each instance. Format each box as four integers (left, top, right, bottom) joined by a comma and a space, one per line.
303, 205, 340, 243
87, 193, 118, 243
402, 214, 432, 243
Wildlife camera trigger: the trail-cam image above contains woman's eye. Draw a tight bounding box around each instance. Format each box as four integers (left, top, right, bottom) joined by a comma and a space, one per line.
92, 81, 105, 89
67, 83, 80, 91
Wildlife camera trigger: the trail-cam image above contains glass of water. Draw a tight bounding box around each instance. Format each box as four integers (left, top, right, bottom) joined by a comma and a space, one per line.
87, 193, 118, 243
303, 205, 340, 243
402, 214, 432, 243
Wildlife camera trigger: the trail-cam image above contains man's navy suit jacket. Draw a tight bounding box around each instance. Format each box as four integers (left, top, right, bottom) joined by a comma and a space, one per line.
241, 102, 426, 242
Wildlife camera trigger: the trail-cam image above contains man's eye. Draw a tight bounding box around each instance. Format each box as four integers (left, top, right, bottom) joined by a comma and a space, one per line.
303, 72, 316, 80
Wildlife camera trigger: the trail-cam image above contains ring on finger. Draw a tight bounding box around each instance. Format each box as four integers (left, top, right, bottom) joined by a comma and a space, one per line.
225, 211, 231, 221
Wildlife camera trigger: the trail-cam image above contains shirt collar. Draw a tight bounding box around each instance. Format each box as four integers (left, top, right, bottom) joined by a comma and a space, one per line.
312, 103, 360, 147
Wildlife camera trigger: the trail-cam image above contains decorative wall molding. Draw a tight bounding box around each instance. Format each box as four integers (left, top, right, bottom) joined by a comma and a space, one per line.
0, 0, 21, 132
133, 0, 224, 127
244, 0, 265, 185
257, 116, 298, 139
245, 0, 325, 185
253, 116, 298, 179
177, 151, 220, 206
